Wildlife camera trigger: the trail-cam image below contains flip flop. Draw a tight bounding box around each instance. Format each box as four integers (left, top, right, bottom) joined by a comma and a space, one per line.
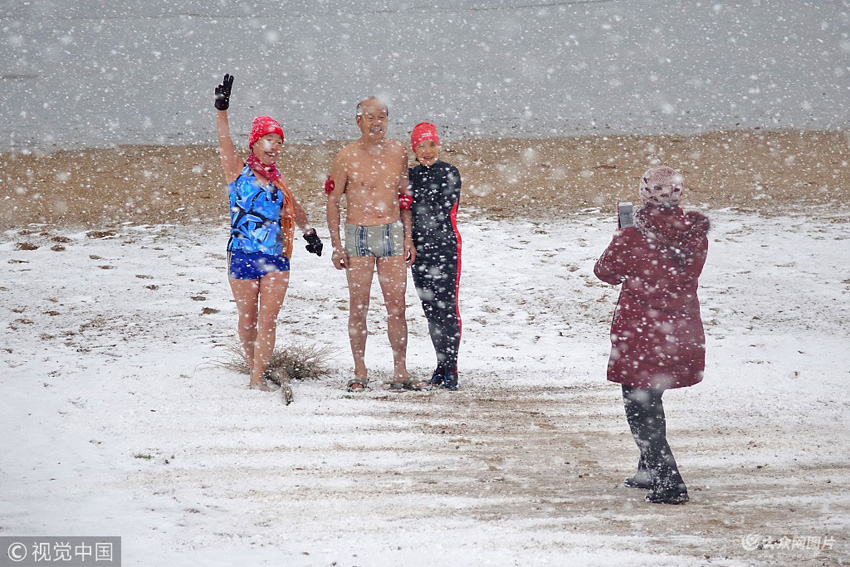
346, 378, 368, 392
389, 377, 427, 391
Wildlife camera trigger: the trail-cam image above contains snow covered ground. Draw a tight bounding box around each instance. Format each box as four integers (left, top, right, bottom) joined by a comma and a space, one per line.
2, 208, 849, 566
2, 0, 850, 565
1, 0, 849, 150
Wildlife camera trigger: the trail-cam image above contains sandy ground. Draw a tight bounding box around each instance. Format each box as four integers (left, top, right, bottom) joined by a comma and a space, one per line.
3, 129, 850, 232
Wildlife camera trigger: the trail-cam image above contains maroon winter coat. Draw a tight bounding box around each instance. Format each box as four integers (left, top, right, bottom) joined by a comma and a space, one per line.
594, 206, 710, 390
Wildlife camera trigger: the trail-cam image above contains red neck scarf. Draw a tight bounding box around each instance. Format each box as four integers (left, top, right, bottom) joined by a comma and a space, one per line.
245, 153, 281, 184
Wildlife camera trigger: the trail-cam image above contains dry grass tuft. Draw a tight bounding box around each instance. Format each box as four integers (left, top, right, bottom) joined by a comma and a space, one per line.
219, 341, 335, 385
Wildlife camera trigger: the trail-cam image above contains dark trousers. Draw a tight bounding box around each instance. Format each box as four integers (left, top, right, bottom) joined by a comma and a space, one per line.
622, 385, 687, 493
412, 248, 461, 374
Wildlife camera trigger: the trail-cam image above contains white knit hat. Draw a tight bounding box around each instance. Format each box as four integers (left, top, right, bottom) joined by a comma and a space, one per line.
639, 166, 684, 206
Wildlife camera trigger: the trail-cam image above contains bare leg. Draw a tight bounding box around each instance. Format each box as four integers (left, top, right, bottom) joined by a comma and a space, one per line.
251, 271, 289, 384
345, 257, 376, 381
229, 277, 260, 375
377, 256, 410, 380
229, 272, 289, 389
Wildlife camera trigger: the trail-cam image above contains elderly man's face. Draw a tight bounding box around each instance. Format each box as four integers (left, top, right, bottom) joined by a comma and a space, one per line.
356, 100, 388, 140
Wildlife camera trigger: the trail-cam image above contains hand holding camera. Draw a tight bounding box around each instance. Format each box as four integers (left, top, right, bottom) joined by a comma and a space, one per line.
618, 202, 634, 229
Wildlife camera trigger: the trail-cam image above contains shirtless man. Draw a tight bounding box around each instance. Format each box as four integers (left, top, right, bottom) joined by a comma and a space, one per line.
327, 97, 422, 391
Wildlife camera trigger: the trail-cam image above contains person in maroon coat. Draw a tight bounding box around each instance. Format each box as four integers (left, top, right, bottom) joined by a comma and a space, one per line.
594, 165, 710, 505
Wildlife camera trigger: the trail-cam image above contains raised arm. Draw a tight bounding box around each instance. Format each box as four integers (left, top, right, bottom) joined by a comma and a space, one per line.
214, 74, 243, 185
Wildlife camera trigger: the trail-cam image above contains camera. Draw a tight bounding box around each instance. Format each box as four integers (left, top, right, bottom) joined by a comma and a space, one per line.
618, 202, 634, 229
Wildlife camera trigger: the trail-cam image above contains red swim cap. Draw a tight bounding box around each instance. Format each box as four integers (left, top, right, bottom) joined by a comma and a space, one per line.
411, 122, 439, 151
249, 116, 284, 148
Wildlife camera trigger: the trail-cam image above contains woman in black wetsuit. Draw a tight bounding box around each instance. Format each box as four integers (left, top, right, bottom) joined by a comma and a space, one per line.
408, 122, 463, 390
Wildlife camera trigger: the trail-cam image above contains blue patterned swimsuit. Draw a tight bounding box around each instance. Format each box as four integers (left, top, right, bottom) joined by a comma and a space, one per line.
227, 165, 285, 256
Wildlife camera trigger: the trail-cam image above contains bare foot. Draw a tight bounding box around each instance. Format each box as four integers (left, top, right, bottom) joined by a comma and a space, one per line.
249, 381, 273, 392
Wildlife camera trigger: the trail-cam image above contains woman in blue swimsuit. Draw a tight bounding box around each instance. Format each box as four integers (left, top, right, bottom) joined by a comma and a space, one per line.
214, 74, 323, 391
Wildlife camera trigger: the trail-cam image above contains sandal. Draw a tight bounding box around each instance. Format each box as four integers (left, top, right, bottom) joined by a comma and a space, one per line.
389, 377, 427, 391
346, 377, 368, 392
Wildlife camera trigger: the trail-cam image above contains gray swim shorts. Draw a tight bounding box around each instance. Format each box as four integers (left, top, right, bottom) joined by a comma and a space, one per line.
344, 221, 404, 258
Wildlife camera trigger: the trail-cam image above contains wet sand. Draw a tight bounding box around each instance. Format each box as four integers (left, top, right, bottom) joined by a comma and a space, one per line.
3, 129, 849, 232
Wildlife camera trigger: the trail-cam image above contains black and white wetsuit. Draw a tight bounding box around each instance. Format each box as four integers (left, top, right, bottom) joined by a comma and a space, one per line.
409, 160, 462, 380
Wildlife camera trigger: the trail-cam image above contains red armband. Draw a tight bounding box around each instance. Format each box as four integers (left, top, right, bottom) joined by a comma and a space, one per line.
398, 194, 413, 210
323, 175, 335, 195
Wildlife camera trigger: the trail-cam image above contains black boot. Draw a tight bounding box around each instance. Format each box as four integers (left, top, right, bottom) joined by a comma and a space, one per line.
646, 483, 689, 504
622, 386, 688, 503
645, 451, 688, 504
443, 373, 458, 391
428, 371, 445, 386
623, 467, 652, 489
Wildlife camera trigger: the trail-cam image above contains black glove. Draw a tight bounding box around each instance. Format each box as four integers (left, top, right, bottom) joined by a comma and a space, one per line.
215, 74, 234, 110
303, 228, 323, 256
